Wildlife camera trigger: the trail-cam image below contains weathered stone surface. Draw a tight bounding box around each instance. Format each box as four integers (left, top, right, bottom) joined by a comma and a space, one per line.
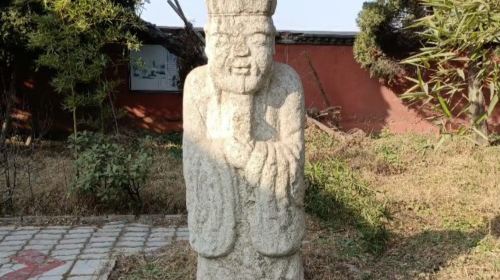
183, 0, 306, 279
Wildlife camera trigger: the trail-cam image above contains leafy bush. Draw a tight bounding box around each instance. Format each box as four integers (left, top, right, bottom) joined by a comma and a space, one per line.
354, 0, 427, 81
69, 132, 153, 211
305, 159, 389, 253
402, 0, 500, 145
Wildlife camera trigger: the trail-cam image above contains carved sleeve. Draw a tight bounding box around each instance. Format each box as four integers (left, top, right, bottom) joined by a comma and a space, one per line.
245, 67, 306, 257
183, 69, 237, 258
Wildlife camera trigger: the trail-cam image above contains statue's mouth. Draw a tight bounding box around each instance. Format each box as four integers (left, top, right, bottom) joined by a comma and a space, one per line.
231, 65, 251, 76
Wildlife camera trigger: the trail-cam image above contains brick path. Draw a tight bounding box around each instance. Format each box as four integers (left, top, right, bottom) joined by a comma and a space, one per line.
0, 222, 189, 280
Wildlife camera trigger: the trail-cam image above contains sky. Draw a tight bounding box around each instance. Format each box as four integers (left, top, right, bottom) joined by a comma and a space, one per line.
139, 0, 366, 32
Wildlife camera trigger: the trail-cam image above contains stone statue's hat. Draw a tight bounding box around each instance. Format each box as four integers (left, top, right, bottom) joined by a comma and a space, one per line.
206, 0, 277, 17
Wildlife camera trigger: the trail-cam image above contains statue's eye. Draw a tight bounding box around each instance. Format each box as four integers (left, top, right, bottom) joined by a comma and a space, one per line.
248, 34, 268, 46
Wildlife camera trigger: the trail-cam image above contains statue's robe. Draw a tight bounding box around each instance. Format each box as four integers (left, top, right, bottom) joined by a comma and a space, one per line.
183, 63, 306, 279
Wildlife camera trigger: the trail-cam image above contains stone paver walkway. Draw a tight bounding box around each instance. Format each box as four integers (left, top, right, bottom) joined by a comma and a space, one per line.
0, 222, 189, 280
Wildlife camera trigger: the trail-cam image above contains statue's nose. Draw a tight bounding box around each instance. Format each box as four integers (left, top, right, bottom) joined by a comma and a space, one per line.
233, 41, 250, 57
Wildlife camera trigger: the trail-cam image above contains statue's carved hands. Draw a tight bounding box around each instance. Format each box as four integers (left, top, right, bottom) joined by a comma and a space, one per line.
224, 137, 254, 169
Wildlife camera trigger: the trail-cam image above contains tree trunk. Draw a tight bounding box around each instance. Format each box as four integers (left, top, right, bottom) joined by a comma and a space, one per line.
468, 66, 489, 146
0, 71, 15, 151
108, 91, 120, 135
0, 70, 16, 214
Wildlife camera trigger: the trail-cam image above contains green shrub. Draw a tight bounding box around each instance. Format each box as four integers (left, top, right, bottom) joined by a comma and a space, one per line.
305, 159, 390, 253
68, 132, 153, 211
354, 0, 427, 81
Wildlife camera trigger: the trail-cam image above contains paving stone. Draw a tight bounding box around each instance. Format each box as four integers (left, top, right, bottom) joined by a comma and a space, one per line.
7, 263, 27, 272
67, 228, 96, 235
51, 249, 82, 257
12, 230, 38, 236
54, 243, 85, 250
123, 227, 149, 233
91, 232, 120, 238
67, 276, 95, 280
147, 235, 173, 242
3, 234, 33, 241
32, 276, 65, 280
59, 238, 88, 245
149, 231, 175, 238
88, 237, 116, 243
82, 247, 110, 254
87, 242, 113, 249
0, 245, 23, 252
46, 226, 71, 230
0, 262, 15, 269
175, 229, 190, 237
0, 226, 15, 231
122, 231, 148, 238
24, 245, 53, 253
0, 222, 181, 280
0, 239, 27, 246
71, 259, 109, 276
57, 255, 79, 261
38, 260, 74, 277
115, 241, 143, 248
16, 226, 40, 231
64, 233, 92, 240
99, 224, 124, 230
79, 253, 109, 260
127, 223, 149, 228
0, 251, 15, 258
33, 234, 63, 240
118, 236, 145, 242
39, 229, 68, 235
66, 275, 96, 280
151, 227, 175, 233
0, 267, 15, 277
29, 239, 58, 246
96, 226, 125, 232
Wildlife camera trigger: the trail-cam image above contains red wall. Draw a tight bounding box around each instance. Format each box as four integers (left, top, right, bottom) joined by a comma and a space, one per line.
116, 44, 439, 134
116, 90, 183, 133
274, 44, 437, 134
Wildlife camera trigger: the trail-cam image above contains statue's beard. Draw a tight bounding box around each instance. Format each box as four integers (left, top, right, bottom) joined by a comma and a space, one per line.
209, 62, 272, 94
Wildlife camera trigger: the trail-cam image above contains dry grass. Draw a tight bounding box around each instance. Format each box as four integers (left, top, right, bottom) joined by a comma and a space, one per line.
109, 242, 197, 280
113, 126, 500, 279
0, 134, 186, 216
3, 127, 500, 279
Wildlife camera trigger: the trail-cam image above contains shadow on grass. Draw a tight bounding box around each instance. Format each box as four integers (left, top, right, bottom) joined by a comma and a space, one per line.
304, 156, 495, 278
305, 159, 390, 254
304, 212, 494, 280
368, 227, 489, 279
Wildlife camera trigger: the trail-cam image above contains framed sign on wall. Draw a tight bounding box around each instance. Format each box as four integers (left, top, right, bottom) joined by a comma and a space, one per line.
130, 45, 180, 92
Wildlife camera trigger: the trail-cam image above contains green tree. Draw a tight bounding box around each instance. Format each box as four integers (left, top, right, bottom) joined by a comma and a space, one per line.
0, 0, 44, 149
402, 0, 500, 145
29, 0, 143, 140
354, 0, 428, 82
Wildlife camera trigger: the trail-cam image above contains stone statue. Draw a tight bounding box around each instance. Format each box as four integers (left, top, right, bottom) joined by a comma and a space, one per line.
182, 0, 306, 279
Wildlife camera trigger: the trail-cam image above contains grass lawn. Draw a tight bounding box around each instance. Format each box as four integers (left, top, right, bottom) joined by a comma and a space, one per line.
0, 133, 186, 216
111, 126, 500, 280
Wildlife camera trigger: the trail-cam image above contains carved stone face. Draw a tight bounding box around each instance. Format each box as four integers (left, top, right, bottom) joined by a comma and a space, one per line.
206, 16, 275, 94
